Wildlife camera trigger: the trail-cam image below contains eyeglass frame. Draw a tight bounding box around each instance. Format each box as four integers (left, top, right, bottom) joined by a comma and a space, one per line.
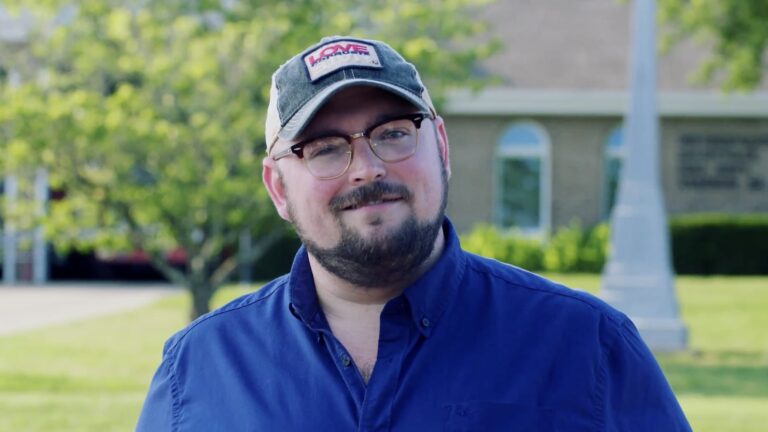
270, 112, 432, 180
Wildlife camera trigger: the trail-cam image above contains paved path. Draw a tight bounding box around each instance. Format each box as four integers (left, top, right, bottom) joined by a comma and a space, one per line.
0, 283, 181, 336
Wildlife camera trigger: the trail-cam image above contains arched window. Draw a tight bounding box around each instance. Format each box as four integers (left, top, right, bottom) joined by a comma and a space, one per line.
602, 125, 626, 219
495, 122, 550, 232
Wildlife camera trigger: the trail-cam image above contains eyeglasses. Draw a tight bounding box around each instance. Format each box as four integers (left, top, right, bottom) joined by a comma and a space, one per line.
271, 113, 431, 180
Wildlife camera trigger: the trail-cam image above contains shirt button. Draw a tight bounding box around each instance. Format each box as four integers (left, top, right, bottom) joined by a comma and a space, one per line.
340, 354, 352, 368
421, 317, 431, 328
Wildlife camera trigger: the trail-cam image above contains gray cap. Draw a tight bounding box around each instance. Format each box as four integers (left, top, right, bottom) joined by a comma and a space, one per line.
265, 36, 435, 153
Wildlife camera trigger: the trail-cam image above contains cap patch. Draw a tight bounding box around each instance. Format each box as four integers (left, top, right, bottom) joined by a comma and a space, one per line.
303, 40, 382, 82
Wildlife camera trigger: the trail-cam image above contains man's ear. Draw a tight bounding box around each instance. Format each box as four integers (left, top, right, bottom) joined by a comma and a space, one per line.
262, 156, 291, 222
432, 115, 451, 180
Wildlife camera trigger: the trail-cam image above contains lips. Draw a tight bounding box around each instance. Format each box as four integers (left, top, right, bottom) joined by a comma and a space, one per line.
329, 182, 412, 214
342, 194, 403, 211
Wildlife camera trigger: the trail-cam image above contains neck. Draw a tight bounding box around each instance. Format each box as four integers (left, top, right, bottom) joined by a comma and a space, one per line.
308, 227, 445, 384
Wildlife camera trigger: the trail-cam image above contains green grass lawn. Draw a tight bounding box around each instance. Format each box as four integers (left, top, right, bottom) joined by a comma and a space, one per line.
1, 276, 766, 431
544, 274, 768, 432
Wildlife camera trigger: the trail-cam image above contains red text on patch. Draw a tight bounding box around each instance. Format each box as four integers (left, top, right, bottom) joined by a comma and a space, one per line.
307, 43, 371, 67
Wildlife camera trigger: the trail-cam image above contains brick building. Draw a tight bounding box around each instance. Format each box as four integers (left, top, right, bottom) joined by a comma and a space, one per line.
443, 0, 768, 233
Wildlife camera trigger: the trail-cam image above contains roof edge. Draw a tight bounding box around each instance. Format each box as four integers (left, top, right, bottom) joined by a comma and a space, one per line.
444, 88, 768, 118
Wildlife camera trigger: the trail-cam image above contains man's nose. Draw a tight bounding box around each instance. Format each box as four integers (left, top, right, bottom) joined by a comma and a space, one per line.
346, 138, 386, 184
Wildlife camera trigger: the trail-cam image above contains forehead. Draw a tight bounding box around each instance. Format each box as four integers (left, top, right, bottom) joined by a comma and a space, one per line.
301, 86, 418, 136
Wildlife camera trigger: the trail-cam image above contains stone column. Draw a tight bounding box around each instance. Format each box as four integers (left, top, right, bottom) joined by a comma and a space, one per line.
600, 0, 687, 351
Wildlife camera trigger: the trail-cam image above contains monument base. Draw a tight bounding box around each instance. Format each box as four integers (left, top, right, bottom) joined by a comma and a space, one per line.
601, 272, 688, 352
631, 318, 688, 352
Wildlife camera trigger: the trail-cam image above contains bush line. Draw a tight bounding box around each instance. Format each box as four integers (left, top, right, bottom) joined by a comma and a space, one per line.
460, 213, 768, 275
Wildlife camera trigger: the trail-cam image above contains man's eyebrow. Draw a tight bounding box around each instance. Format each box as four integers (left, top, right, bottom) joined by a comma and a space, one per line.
297, 127, 346, 143
299, 112, 408, 142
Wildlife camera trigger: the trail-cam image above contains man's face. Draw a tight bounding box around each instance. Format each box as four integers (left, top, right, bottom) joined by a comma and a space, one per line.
263, 86, 451, 287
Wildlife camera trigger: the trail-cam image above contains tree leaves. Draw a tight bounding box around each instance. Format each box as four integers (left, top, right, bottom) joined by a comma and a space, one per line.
1, 0, 497, 317
659, 0, 768, 91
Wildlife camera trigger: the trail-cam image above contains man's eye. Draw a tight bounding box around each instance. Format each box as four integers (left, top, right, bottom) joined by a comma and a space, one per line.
377, 129, 410, 141
305, 140, 346, 158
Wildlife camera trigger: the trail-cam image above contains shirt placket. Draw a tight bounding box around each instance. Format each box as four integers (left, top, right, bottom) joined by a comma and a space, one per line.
356, 298, 414, 432
319, 297, 414, 432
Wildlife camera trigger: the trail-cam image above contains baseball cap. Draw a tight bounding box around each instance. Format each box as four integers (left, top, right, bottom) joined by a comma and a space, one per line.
264, 35, 436, 153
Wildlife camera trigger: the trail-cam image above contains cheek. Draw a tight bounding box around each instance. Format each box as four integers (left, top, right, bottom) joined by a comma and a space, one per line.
286, 180, 339, 221
402, 164, 444, 213
425, 155, 448, 201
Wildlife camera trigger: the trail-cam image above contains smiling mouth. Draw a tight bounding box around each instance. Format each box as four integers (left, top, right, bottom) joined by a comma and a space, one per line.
342, 195, 403, 211
329, 182, 412, 214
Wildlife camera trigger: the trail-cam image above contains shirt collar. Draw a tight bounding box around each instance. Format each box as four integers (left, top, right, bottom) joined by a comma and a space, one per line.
288, 217, 467, 338
402, 218, 466, 337
287, 249, 324, 332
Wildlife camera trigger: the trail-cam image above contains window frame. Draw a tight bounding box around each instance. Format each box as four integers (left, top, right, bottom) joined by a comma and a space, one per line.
601, 124, 627, 220
493, 121, 551, 234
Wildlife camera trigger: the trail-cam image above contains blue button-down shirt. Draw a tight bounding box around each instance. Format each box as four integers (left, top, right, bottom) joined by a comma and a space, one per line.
137, 219, 690, 431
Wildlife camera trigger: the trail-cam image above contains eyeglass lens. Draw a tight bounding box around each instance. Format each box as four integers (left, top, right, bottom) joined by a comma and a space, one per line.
304, 118, 419, 179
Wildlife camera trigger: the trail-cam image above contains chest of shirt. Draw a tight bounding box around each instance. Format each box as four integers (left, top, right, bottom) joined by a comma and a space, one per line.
171, 304, 601, 432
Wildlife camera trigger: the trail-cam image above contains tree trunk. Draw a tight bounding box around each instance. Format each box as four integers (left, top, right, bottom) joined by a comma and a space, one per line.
189, 277, 215, 321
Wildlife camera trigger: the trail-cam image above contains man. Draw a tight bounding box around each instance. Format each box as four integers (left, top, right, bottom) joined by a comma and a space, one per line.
137, 36, 691, 431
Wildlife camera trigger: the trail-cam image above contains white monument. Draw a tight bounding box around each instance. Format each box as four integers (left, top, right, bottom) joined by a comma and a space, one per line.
600, 0, 687, 351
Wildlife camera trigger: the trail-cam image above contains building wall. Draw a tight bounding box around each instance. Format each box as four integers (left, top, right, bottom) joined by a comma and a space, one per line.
445, 114, 768, 234
443, 115, 498, 231
545, 117, 614, 228
662, 118, 768, 215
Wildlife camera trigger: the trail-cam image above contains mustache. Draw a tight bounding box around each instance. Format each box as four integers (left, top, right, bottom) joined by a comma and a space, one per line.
329, 182, 411, 213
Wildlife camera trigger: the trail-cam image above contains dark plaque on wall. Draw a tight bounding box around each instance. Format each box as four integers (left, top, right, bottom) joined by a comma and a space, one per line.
678, 134, 767, 191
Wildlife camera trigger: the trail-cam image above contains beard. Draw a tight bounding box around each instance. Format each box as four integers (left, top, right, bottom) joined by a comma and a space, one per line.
287, 165, 448, 288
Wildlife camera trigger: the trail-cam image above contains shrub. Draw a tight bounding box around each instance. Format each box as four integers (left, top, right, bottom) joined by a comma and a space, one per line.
579, 223, 610, 273
542, 220, 610, 273
461, 213, 768, 275
461, 223, 544, 270
543, 221, 586, 272
670, 213, 768, 275
462, 221, 609, 273
507, 235, 546, 271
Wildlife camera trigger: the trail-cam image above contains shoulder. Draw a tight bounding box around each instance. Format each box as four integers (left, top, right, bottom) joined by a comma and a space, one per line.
461, 251, 629, 328
162, 275, 290, 356
460, 250, 651, 363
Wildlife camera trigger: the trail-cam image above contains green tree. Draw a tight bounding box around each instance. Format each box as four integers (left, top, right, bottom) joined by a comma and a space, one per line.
0, 0, 498, 319
658, 0, 768, 91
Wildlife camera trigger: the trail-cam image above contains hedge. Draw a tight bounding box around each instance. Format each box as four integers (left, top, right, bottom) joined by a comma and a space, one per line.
460, 213, 768, 275
459, 220, 608, 273
670, 213, 768, 275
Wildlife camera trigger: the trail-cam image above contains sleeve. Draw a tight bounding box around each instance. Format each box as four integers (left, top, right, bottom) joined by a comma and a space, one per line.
599, 316, 692, 431
135, 343, 181, 431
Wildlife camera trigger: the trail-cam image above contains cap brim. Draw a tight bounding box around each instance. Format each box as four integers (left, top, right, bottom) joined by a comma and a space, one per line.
277, 79, 432, 141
